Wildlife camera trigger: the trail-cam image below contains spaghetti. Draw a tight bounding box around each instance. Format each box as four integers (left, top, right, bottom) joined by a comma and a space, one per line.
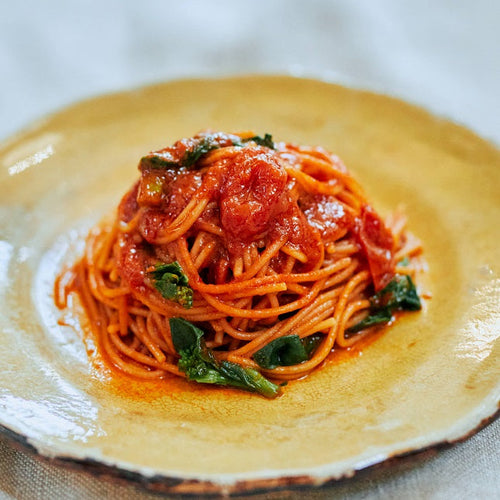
56, 131, 423, 397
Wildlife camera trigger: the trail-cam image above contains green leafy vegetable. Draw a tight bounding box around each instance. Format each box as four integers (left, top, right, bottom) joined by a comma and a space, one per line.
169, 317, 280, 398
253, 334, 309, 369
139, 155, 179, 170
140, 133, 276, 171
371, 274, 421, 311
346, 309, 393, 334
242, 133, 275, 149
170, 316, 200, 352
302, 333, 323, 357
348, 274, 421, 334
139, 136, 222, 171
182, 136, 221, 167
149, 262, 193, 309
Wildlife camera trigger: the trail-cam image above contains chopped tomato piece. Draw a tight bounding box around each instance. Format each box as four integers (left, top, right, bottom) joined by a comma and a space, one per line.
356, 205, 395, 291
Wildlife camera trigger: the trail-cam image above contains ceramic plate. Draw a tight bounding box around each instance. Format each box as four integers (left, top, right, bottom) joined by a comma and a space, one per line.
0, 76, 498, 496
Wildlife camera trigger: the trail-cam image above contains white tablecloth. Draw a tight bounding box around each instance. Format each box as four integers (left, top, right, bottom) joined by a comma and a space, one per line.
1, 1, 498, 498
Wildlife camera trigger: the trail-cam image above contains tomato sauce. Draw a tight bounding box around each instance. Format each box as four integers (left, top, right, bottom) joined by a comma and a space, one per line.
117, 135, 395, 291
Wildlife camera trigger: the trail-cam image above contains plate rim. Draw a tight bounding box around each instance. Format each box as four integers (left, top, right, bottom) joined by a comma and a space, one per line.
1, 73, 499, 496
1, 411, 498, 497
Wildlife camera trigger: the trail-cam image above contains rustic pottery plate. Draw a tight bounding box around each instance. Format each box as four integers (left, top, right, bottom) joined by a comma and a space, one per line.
0, 76, 499, 496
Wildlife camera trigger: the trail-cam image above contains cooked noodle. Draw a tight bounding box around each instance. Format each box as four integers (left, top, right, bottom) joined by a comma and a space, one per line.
56, 131, 423, 395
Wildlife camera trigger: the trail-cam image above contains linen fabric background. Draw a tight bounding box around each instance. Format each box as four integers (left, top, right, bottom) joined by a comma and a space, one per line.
0, 1, 498, 498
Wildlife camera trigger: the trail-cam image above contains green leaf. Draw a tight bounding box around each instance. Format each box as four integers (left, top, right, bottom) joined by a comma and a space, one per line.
183, 136, 221, 167
140, 133, 275, 171
218, 362, 280, 399
149, 262, 189, 285
168, 318, 280, 398
302, 333, 323, 357
169, 317, 203, 353
242, 133, 275, 149
253, 334, 309, 369
149, 262, 193, 308
346, 308, 392, 334
347, 274, 421, 334
371, 274, 421, 311
139, 154, 179, 170
139, 137, 221, 171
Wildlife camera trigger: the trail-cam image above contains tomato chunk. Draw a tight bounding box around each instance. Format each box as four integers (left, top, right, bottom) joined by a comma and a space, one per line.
356, 205, 395, 291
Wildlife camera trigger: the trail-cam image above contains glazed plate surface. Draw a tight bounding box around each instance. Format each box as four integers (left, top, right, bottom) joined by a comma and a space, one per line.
0, 76, 498, 496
